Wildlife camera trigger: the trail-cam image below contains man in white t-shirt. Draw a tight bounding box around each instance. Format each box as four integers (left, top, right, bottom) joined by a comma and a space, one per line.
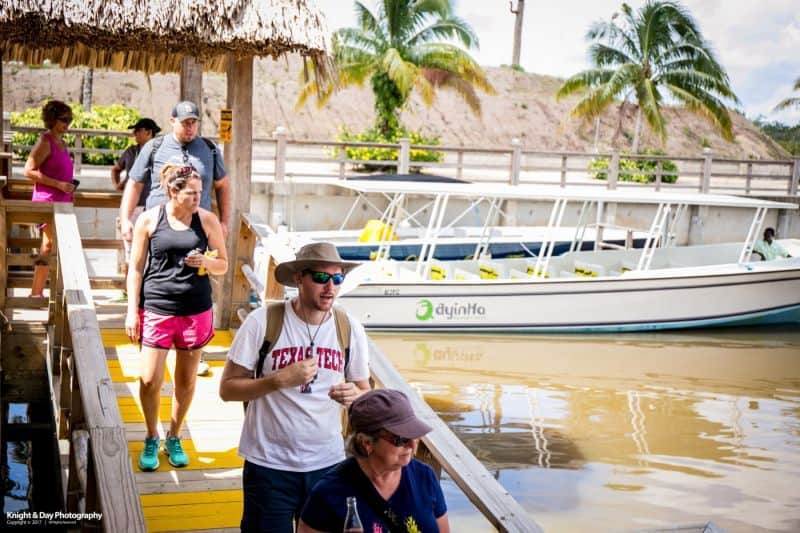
220, 242, 371, 533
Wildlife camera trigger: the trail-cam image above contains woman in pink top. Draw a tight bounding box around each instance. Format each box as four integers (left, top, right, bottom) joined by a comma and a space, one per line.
23, 100, 76, 297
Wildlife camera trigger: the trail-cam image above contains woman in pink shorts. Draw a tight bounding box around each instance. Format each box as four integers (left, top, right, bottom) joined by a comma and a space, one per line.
23, 100, 76, 297
125, 163, 228, 471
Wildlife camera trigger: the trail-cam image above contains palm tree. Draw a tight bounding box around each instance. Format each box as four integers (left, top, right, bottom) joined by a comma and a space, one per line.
297, 0, 494, 135
774, 77, 800, 112
556, 0, 739, 153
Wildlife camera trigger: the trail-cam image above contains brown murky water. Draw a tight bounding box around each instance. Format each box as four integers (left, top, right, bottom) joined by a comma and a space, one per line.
373, 326, 800, 532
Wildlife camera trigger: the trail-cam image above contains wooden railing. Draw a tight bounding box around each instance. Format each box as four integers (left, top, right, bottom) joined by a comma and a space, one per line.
228, 213, 543, 532
0, 197, 145, 531
7, 123, 800, 197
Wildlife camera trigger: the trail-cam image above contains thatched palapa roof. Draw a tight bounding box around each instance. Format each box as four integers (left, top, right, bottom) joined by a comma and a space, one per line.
0, 0, 333, 76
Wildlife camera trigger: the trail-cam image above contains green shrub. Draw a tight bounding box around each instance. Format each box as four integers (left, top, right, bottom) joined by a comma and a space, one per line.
11, 102, 141, 165
588, 150, 679, 184
334, 126, 444, 171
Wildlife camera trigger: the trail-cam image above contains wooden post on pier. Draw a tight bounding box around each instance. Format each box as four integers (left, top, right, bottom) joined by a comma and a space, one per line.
700, 148, 712, 193
180, 56, 204, 132
218, 53, 254, 329
398, 138, 411, 174
608, 150, 620, 190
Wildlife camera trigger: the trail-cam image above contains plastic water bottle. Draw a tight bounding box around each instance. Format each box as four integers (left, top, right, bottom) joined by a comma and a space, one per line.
343, 496, 364, 533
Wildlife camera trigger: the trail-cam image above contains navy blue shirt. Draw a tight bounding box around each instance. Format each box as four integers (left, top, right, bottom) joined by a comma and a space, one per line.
301, 458, 447, 533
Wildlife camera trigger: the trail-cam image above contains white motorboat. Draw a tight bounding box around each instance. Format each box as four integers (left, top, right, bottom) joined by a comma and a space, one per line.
312, 181, 800, 332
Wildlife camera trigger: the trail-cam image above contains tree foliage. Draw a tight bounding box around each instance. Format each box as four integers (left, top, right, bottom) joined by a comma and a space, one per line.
11, 103, 140, 164
556, 0, 739, 152
773, 76, 800, 113
297, 0, 494, 136
755, 118, 800, 156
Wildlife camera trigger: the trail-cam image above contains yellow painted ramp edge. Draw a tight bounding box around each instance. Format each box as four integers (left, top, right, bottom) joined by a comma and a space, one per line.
141, 490, 242, 532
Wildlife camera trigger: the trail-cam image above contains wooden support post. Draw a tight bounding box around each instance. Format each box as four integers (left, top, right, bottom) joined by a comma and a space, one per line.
398, 137, 410, 174
560, 154, 567, 187
274, 126, 287, 183
219, 53, 254, 329
0, 202, 6, 309
745, 162, 753, 194
68, 429, 90, 513
700, 147, 712, 193
230, 219, 256, 327
456, 150, 464, 181
0, 58, 4, 151
608, 150, 620, 190
655, 160, 663, 191
790, 158, 799, 196
73, 133, 82, 176
338, 144, 346, 179
510, 138, 521, 185
180, 56, 204, 131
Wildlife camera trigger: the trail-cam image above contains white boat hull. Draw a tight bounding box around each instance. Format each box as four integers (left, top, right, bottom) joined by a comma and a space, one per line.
338, 260, 800, 332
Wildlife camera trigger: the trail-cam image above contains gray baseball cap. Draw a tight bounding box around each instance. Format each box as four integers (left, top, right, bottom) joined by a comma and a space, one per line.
172, 101, 200, 121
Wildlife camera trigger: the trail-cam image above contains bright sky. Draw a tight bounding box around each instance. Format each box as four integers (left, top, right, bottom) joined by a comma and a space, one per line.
313, 0, 800, 124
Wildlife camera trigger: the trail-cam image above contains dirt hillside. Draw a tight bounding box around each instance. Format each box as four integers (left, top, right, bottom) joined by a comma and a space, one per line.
3, 57, 789, 159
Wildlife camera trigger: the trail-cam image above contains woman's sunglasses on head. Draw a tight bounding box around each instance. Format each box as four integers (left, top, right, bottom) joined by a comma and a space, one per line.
303, 269, 345, 285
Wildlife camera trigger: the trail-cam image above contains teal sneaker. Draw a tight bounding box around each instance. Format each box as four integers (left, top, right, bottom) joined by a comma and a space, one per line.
164, 436, 189, 467
138, 437, 160, 472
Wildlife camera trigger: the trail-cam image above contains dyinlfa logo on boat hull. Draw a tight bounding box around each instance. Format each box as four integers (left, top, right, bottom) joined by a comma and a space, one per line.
416, 299, 486, 321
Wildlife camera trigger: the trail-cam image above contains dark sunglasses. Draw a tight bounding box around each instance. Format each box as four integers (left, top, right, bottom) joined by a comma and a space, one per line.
303, 269, 345, 285
378, 432, 413, 447
57, 116, 73, 124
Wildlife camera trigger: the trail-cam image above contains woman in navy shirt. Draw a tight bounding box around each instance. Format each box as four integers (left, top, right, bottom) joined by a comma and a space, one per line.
299, 389, 450, 533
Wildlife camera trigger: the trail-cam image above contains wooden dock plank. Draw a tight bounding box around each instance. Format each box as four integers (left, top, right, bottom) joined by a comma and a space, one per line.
141, 489, 242, 532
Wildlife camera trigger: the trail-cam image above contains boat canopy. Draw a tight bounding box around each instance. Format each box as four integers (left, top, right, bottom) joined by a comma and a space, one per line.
331, 180, 798, 210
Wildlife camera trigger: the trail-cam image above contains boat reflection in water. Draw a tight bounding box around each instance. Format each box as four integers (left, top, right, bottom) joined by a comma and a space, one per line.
372, 326, 800, 532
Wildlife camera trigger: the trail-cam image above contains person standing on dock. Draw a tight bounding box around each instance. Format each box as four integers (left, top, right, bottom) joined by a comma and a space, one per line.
219, 242, 371, 533
111, 117, 160, 291
125, 163, 228, 472
23, 100, 76, 298
120, 101, 230, 376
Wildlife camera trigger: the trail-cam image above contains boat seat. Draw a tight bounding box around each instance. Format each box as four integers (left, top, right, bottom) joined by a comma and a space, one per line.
509, 268, 533, 279
428, 260, 455, 281
574, 260, 606, 277
454, 267, 480, 280
479, 260, 507, 280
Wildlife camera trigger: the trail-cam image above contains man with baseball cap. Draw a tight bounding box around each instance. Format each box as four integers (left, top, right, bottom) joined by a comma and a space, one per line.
112, 116, 162, 299
119, 100, 231, 238
220, 242, 371, 533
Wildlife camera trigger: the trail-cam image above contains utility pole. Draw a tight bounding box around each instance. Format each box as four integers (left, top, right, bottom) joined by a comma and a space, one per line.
509, 0, 525, 68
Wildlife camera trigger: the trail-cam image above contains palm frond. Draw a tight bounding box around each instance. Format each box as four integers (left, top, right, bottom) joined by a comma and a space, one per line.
636, 78, 666, 142
667, 82, 734, 141
406, 16, 479, 49
381, 47, 418, 97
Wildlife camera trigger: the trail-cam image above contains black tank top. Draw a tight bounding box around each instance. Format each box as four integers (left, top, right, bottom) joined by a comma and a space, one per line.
142, 206, 212, 315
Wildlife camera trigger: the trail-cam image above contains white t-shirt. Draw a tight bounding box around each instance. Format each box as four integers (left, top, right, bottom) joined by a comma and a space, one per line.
228, 300, 370, 472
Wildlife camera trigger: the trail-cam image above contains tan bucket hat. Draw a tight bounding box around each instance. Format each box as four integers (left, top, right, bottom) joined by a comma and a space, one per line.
274, 242, 360, 287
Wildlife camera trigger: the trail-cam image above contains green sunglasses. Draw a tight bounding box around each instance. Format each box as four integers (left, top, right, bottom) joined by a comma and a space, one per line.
303, 269, 345, 285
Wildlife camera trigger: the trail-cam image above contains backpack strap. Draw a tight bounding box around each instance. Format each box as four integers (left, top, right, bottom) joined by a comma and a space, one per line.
256, 302, 286, 378
244, 302, 285, 412
145, 135, 165, 188
332, 306, 351, 374
200, 136, 219, 181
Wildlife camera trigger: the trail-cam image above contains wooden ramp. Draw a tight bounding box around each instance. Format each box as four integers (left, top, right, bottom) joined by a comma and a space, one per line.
102, 328, 244, 533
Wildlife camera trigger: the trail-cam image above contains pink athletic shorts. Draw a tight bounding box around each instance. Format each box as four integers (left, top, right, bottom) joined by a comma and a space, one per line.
139, 308, 214, 350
